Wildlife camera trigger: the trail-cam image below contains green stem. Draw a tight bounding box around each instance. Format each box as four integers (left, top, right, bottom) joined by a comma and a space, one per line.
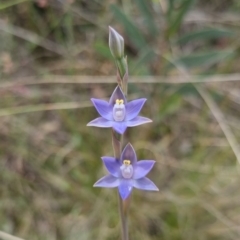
118, 134, 128, 240
116, 57, 127, 79
112, 129, 129, 240
113, 52, 129, 240
118, 193, 128, 240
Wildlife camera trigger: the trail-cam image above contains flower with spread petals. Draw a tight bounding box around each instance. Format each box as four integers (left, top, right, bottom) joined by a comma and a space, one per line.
87, 86, 152, 134
94, 143, 159, 199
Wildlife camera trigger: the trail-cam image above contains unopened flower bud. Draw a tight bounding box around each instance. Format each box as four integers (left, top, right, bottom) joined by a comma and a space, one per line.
109, 26, 124, 59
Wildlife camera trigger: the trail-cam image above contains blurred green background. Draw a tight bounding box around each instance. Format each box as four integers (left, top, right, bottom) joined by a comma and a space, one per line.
1, 0, 240, 239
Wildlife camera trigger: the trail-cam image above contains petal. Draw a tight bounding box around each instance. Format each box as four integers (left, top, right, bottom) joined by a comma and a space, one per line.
87, 117, 113, 128
94, 175, 120, 188
132, 177, 159, 191
91, 99, 112, 120
112, 122, 128, 134
102, 156, 121, 177
125, 98, 147, 120
120, 143, 137, 164
133, 160, 156, 179
109, 86, 127, 106
118, 179, 133, 200
127, 116, 152, 127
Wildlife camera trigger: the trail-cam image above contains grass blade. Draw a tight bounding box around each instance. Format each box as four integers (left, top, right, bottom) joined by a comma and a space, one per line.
176, 28, 236, 44
170, 49, 235, 68
0, 0, 29, 10
167, 0, 195, 36
110, 4, 147, 49
134, 0, 158, 35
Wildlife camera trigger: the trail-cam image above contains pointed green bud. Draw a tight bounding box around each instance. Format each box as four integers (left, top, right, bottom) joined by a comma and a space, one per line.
109, 26, 124, 59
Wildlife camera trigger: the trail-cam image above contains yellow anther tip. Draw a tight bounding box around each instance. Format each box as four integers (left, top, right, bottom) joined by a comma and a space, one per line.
115, 99, 124, 105
123, 160, 131, 165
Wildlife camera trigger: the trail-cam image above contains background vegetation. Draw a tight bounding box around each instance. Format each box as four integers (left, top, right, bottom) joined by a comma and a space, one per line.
1, 0, 240, 239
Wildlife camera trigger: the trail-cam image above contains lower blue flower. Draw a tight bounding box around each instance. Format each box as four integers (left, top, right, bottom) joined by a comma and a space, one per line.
94, 143, 159, 199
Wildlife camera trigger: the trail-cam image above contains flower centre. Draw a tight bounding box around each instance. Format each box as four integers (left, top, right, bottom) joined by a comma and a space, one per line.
113, 99, 126, 121
120, 160, 133, 179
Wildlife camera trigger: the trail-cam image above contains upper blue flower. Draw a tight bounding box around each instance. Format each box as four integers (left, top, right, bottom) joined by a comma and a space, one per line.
94, 143, 159, 200
87, 86, 152, 134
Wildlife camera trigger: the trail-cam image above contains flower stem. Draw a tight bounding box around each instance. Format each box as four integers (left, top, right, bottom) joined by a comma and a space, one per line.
118, 193, 128, 240
112, 131, 129, 240
119, 134, 129, 240
116, 57, 127, 79
110, 28, 129, 239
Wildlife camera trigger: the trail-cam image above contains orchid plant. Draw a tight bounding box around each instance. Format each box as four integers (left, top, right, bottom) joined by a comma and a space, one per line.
87, 27, 158, 240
